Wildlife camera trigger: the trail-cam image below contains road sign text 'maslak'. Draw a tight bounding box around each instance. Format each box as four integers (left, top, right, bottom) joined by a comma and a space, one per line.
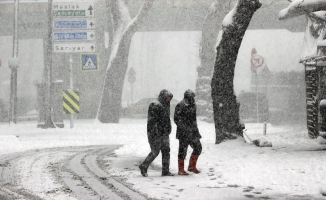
53, 2, 95, 17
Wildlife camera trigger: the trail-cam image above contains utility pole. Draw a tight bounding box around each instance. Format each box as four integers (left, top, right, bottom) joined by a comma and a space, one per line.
44, 0, 55, 128
9, 0, 19, 124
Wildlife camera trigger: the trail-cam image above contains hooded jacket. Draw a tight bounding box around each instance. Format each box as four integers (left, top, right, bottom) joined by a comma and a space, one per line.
147, 89, 173, 138
174, 89, 201, 141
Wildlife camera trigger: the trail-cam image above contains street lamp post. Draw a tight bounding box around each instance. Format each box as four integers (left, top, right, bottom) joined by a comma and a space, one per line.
9, 0, 19, 124
44, 0, 55, 128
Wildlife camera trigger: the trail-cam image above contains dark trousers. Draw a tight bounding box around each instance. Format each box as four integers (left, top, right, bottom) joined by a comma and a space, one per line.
321, 106, 326, 131
178, 138, 202, 160
141, 135, 170, 173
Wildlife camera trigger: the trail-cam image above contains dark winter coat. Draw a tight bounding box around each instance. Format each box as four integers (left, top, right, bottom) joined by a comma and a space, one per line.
174, 90, 201, 141
147, 89, 173, 139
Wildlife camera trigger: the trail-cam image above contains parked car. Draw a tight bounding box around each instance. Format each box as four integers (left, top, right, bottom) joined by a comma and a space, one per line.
124, 97, 179, 118
237, 91, 269, 123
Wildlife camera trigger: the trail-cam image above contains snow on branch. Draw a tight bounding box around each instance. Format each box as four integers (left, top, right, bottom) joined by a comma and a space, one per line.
279, 0, 326, 20
311, 11, 326, 21
124, 0, 154, 36
111, 0, 132, 33
216, 0, 261, 47
222, 1, 238, 26
108, 0, 154, 67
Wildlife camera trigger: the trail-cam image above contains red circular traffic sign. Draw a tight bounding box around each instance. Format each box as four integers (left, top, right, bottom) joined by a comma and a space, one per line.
251, 54, 264, 68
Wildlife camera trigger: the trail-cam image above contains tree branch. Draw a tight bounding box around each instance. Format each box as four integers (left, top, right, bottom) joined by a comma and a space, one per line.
279, 0, 326, 20
124, 0, 155, 37
110, 0, 132, 31
200, 0, 236, 75
110, 0, 132, 46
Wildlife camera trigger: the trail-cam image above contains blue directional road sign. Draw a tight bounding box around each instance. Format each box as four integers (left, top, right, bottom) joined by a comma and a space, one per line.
54, 31, 95, 41
81, 53, 99, 71
53, 19, 95, 29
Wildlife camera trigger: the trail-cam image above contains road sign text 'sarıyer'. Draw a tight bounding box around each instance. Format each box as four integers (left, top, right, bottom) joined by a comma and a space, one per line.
54, 43, 96, 53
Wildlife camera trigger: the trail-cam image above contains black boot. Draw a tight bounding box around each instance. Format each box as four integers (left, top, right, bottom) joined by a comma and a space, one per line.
139, 153, 156, 177
162, 171, 174, 176
139, 164, 148, 177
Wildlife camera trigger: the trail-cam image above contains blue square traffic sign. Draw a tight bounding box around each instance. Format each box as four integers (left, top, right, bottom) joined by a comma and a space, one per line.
81, 53, 99, 71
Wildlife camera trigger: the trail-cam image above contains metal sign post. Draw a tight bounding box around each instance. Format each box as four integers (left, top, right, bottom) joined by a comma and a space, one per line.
255, 69, 259, 124
128, 68, 136, 104
69, 55, 74, 128
251, 52, 264, 124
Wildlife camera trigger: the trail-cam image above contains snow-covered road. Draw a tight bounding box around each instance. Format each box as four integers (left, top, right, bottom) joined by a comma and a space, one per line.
0, 145, 147, 200
1, 119, 326, 199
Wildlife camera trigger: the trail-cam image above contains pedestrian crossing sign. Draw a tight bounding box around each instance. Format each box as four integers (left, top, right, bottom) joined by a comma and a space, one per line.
81, 53, 99, 71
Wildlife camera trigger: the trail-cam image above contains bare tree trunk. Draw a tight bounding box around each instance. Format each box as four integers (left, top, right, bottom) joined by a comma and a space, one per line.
97, 0, 154, 123
211, 0, 261, 144
196, 0, 236, 122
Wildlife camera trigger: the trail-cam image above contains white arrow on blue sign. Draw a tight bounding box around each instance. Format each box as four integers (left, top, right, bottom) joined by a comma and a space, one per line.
53, 19, 95, 30
53, 31, 95, 41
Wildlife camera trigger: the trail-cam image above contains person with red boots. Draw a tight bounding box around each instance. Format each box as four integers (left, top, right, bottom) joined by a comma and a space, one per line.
174, 89, 202, 175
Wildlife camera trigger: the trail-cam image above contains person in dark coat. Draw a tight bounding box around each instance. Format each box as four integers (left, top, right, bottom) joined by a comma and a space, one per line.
174, 89, 202, 175
139, 89, 174, 177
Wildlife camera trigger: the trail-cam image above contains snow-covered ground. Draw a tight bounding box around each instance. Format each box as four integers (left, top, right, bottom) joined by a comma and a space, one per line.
1, 119, 326, 199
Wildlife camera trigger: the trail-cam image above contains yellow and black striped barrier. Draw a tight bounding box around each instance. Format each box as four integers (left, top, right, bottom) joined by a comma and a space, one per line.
63, 89, 80, 114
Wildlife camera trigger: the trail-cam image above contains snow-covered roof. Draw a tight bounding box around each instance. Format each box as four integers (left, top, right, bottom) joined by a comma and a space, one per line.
279, 0, 326, 20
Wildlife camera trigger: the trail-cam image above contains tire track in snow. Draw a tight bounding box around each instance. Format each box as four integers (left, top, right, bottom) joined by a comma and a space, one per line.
0, 146, 148, 200
0, 146, 101, 199
19, 151, 77, 199
0, 153, 24, 185
0, 152, 51, 200
68, 152, 122, 199
84, 147, 147, 200
0, 186, 28, 200
56, 145, 148, 199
